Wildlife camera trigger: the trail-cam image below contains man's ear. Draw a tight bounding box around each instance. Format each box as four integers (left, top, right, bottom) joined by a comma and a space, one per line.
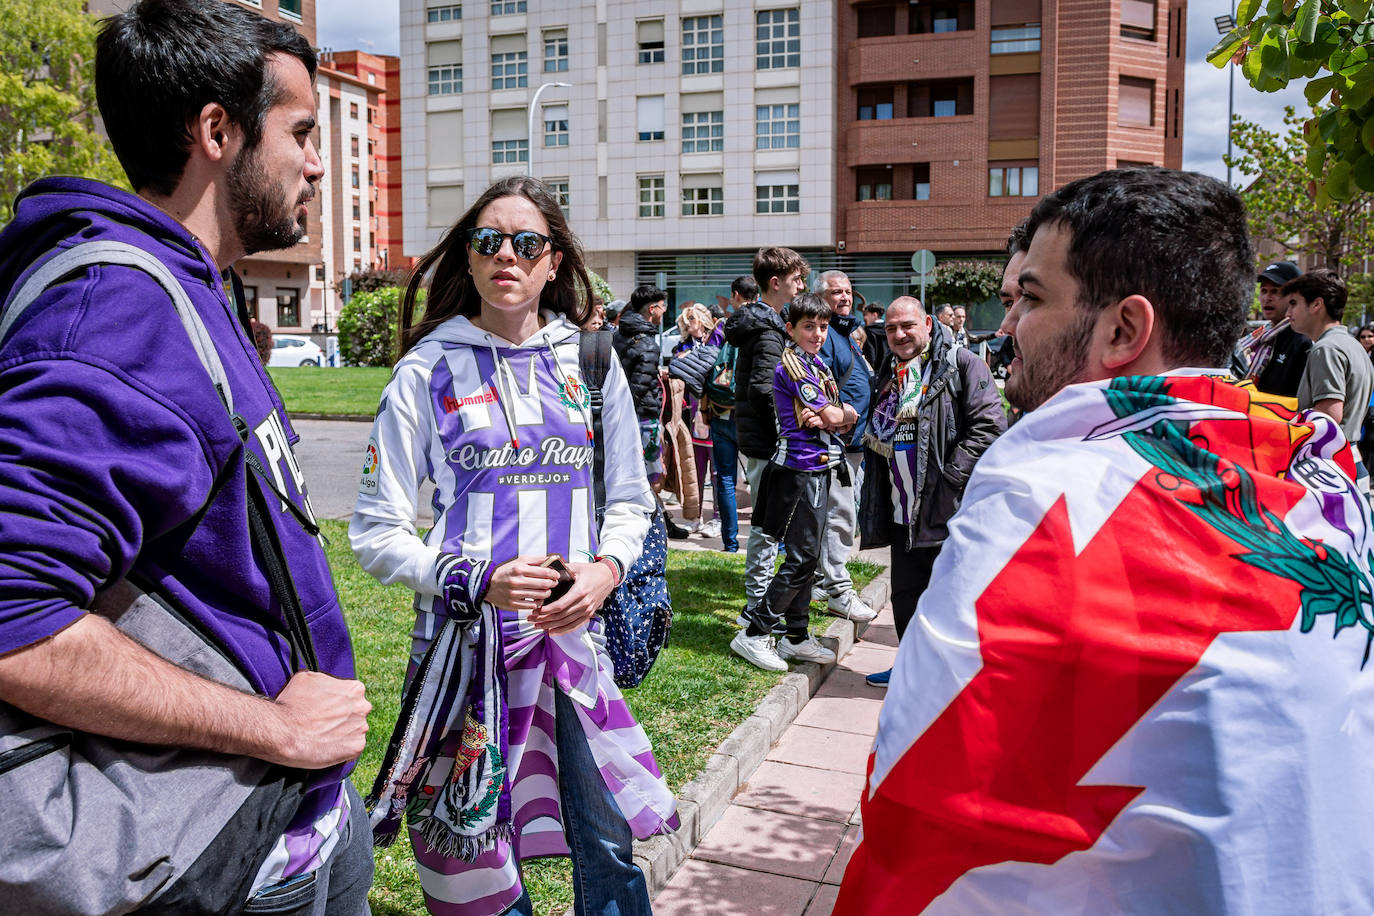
1096, 294, 1155, 371
189, 102, 236, 163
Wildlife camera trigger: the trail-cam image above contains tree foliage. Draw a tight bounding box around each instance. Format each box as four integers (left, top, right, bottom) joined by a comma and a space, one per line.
345, 266, 410, 296
338, 286, 420, 367
586, 269, 613, 304
1228, 105, 1374, 270
925, 259, 1003, 306
1, 0, 128, 222
1210, 0, 1374, 201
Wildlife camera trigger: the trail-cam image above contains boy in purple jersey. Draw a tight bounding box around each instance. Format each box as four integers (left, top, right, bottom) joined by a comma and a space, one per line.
731, 294, 858, 671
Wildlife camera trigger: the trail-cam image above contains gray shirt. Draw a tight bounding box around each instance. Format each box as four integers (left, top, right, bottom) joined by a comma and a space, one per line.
1297, 325, 1374, 447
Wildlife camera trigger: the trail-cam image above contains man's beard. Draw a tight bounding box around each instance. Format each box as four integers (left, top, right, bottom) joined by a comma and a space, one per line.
227, 145, 309, 255
1004, 306, 1097, 413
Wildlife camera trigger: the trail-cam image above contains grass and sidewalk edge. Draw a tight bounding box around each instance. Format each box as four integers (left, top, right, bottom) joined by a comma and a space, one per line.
633, 571, 893, 896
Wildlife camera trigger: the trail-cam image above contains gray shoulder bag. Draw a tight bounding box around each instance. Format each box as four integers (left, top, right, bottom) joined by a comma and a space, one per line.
0, 241, 321, 915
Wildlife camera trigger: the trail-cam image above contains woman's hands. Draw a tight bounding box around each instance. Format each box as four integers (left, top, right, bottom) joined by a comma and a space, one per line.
529, 561, 617, 635
485, 557, 560, 613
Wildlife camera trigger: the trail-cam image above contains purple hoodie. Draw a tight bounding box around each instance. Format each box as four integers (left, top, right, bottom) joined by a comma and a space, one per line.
0, 178, 355, 774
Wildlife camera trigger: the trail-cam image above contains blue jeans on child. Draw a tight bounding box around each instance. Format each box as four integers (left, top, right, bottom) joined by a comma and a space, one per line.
507, 690, 650, 916
709, 415, 740, 552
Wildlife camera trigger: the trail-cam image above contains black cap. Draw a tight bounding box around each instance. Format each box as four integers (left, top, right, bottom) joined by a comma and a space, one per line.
1258, 261, 1301, 286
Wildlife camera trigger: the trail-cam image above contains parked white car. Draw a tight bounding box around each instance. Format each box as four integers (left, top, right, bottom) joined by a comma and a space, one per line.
268, 334, 323, 368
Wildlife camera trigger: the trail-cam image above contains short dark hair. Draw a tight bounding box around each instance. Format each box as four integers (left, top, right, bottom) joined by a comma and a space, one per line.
1007, 217, 1031, 256
96, 0, 316, 196
864, 303, 885, 316
731, 275, 760, 301
628, 285, 667, 312
400, 176, 594, 355
1024, 166, 1252, 368
1281, 268, 1347, 321
786, 292, 831, 325
753, 247, 809, 289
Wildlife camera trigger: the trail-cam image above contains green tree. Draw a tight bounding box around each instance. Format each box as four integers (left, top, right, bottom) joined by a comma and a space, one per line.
338, 286, 420, 367
925, 259, 1002, 306
1, 0, 127, 222
1228, 105, 1374, 270
586, 269, 613, 304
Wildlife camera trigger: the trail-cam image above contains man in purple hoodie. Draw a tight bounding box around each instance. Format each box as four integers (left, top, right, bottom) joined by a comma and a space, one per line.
0, 0, 372, 910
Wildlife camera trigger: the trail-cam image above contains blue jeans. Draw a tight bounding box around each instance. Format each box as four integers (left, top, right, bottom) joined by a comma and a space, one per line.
507, 690, 650, 916
710, 416, 740, 551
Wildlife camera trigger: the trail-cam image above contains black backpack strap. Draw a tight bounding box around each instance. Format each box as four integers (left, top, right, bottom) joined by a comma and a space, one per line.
579, 329, 614, 522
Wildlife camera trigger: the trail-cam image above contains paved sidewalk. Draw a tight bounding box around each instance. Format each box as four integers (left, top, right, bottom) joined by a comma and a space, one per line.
648, 603, 897, 916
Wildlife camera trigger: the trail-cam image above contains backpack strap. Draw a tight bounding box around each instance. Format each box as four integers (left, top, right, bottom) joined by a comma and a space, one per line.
1, 240, 318, 671
579, 329, 615, 522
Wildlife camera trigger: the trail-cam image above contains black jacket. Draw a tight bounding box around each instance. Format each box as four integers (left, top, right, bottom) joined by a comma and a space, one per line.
1255, 326, 1312, 398
724, 301, 788, 460
612, 309, 663, 421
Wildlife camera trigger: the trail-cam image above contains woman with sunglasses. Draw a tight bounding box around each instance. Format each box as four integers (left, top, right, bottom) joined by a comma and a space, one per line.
349, 176, 676, 916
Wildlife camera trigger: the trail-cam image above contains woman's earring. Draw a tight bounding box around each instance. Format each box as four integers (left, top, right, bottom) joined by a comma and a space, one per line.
548, 272, 556, 281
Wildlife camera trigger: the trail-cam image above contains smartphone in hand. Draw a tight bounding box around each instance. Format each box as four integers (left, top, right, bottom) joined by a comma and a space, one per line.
539, 555, 575, 604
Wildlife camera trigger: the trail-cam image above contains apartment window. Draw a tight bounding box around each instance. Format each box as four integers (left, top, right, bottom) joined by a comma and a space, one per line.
242, 285, 259, 321
682, 15, 724, 75
991, 23, 1040, 54
1119, 76, 1155, 126
856, 167, 893, 201
427, 4, 462, 23
549, 179, 571, 217
491, 36, 528, 90
857, 4, 896, 38
637, 20, 665, 64
755, 170, 800, 214
756, 9, 800, 69
352, 198, 361, 220
428, 110, 464, 167
682, 174, 724, 217
351, 165, 360, 189
858, 87, 894, 120
491, 108, 528, 164
638, 175, 665, 218
1121, 0, 1156, 41
353, 229, 362, 252
637, 95, 665, 141
988, 73, 1041, 139
988, 162, 1039, 197
427, 40, 462, 95
278, 0, 302, 19
543, 28, 569, 72
909, 79, 973, 117
276, 288, 300, 327
682, 105, 724, 153
910, 1, 974, 33
543, 104, 569, 147
755, 102, 800, 149
350, 136, 360, 157
428, 184, 465, 226
349, 102, 359, 119
911, 162, 931, 200
491, 0, 525, 14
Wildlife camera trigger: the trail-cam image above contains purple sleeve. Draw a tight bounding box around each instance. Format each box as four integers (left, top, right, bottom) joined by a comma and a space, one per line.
0, 359, 215, 655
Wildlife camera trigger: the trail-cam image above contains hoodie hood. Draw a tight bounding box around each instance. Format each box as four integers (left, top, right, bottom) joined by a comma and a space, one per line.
724, 301, 786, 346
616, 308, 659, 340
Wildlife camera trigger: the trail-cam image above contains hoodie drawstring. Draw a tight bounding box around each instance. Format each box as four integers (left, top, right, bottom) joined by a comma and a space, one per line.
484, 334, 523, 450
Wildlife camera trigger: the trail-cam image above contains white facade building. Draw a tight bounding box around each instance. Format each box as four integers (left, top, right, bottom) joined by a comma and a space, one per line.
400, 0, 835, 307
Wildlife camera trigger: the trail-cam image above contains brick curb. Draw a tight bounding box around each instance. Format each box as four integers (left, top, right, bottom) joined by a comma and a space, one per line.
633, 570, 893, 895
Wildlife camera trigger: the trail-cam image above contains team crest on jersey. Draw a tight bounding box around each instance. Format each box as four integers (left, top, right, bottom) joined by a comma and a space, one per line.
559, 375, 590, 409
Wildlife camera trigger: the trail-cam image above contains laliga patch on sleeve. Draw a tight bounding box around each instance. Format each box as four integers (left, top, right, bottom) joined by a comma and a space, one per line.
800, 382, 821, 403
359, 437, 380, 495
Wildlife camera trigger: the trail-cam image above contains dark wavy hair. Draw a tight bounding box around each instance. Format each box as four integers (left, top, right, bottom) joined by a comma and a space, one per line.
400, 177, 594, 355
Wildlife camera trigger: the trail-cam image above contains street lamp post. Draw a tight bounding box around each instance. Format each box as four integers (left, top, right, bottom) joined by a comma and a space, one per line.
1215, 5, 1237, 187
527, 81, 572, 177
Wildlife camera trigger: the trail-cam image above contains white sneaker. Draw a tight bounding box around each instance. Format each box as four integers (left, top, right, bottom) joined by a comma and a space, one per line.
827, 591, 877, 622
699, 519, 722, 539
730, 630, 789, 671
811, 586, 830, 604
776, 634, 836, 665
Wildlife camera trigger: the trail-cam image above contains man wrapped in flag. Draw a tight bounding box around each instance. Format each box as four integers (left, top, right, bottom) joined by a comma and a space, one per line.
836, 167, 1374, 914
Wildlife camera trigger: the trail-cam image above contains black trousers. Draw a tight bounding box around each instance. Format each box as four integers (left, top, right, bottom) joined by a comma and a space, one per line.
749, 466, 829, 639
890, 540, 942, 640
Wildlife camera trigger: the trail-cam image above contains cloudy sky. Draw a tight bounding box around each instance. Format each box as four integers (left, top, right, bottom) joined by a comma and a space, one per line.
317, 0, 1309, 185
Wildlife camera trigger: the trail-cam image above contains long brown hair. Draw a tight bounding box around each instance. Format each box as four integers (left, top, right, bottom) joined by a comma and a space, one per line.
399, 176, 594, 356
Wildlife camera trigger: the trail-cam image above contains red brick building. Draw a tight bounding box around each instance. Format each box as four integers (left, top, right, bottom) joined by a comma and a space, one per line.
836, 0, 1185, 257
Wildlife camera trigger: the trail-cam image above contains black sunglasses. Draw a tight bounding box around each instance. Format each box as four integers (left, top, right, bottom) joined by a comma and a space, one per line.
466, 227, 552, 260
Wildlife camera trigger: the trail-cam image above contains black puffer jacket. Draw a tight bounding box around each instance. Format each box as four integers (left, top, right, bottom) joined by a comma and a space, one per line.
724, 301, 788, 460
612, 309, 663, 420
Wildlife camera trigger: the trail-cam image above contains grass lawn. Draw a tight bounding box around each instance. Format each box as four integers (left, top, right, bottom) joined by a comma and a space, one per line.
268, 366, 389, 417
325, 518, 881, 915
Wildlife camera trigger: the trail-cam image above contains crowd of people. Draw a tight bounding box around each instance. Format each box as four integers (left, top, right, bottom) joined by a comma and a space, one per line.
2, 2, 1374, 915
